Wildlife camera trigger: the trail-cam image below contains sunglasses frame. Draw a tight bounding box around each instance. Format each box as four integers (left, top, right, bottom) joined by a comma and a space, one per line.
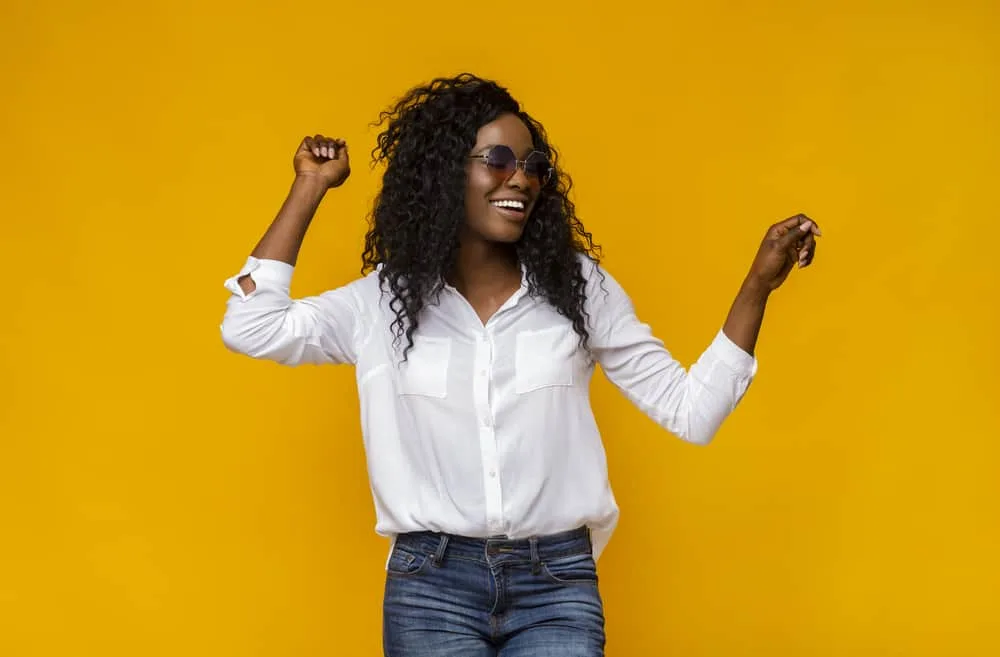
468, 145, 554, 187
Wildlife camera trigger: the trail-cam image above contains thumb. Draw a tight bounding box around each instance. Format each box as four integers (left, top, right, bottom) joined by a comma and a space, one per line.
776, 219, 815, 250
298, 135, 316, 155
333, 139, 349, 162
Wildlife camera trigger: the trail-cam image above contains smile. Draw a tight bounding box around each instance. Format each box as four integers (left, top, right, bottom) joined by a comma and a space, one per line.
490, 199, 526, 211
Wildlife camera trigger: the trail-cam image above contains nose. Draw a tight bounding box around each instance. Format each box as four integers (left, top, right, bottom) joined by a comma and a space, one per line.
505, 164, 531, 191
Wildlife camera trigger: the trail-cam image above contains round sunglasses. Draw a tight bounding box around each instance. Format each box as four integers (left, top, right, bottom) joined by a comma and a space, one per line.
468, 145, 554, 187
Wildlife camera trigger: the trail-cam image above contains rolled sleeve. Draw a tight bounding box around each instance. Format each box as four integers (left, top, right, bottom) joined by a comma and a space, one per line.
708, 329, 759, 378
220, 256, 369, 366
223, 256, 294, 300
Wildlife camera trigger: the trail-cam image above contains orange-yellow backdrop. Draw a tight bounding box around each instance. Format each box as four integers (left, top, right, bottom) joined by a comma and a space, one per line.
2, 0, 998, 655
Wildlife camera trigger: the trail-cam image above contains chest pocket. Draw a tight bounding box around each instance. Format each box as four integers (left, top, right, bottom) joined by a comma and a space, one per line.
515, 325, 577, 394
397, 336, 451, 398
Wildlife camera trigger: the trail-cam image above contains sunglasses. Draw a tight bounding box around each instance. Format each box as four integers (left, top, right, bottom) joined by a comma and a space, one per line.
468, 145, 554, 187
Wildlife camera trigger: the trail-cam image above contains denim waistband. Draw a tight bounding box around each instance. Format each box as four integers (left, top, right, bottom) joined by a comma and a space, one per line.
393, 526, 592, 564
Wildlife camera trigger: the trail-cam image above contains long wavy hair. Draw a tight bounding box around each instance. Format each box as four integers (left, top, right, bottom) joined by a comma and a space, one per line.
362, 73, 601, 358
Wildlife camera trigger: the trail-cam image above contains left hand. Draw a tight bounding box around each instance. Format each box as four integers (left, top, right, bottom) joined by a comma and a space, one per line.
745, 213, 822, 293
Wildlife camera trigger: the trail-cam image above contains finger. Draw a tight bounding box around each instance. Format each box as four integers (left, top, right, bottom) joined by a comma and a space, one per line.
332, 138, 344, 159
301, 136, 315, 154
803, 243, 817, 267
801, 231, 815, 253
772, 213, 822, 238
771, 213, 809, 235
777, 218, 816, 250
797, 233, 816, 267
803, 218, 822, 237
802, 234, 816, 267
313, 134, 326, 158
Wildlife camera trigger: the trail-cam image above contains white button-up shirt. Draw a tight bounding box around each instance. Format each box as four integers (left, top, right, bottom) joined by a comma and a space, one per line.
220, 254, 757, 559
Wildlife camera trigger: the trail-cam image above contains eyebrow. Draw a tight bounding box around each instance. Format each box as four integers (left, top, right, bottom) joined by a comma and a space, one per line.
474, 143, 538, 157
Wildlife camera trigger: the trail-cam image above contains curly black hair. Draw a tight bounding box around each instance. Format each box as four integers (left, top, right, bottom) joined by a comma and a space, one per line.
362, 73, 601, 358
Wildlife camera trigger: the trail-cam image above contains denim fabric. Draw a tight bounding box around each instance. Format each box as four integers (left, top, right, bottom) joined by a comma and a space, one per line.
382, 527, 605, 656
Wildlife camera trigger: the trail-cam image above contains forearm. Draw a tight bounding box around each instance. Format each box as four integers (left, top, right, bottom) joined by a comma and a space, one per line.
239, 174, 328, 294
722, 277, 770, 357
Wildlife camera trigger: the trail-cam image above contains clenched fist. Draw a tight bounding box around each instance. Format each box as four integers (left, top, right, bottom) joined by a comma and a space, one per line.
745, 213, 822, 293
294, 134, 351, 189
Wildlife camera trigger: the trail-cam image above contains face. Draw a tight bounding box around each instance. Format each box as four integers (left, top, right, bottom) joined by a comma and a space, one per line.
462, 113, 550, 245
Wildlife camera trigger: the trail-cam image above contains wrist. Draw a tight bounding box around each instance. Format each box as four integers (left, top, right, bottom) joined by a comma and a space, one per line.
292, 172, 330, 193
738, 276, 771, 305
289, 173, 330, 205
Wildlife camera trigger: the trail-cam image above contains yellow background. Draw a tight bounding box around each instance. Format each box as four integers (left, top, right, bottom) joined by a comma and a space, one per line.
2, 0, 998, 655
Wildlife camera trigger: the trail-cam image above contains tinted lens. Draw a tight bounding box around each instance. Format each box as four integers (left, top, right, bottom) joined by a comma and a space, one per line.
485, 145, 517, 174
524, 151, 552, 182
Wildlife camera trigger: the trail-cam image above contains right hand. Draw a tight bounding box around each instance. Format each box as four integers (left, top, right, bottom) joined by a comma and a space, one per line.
293, 134, 351, 188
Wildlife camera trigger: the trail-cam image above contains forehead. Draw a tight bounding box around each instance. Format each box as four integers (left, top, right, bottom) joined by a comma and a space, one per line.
473, 113, 534, 154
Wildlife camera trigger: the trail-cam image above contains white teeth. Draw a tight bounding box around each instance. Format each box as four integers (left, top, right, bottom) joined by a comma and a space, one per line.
491, 199, 525, 210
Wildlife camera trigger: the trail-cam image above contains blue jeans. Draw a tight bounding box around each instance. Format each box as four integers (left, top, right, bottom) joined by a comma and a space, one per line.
382, 526, 605, 656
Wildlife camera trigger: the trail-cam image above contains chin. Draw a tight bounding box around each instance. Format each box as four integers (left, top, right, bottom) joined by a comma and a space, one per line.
485, 224, 526, 243
463, 209, 530, 244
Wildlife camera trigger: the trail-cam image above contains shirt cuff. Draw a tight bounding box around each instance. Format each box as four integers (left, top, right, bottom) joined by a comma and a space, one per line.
223, 256, 295, 299
712, 329, 759, 377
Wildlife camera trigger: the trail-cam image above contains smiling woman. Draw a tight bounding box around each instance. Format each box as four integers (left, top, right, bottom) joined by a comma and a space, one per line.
468, 139, 554, 226
463, 119, 550, 262
361, 76, 603, 354
218, 73, 819, 657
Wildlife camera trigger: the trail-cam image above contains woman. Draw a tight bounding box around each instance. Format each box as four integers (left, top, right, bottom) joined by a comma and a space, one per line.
220, 73, 820, 656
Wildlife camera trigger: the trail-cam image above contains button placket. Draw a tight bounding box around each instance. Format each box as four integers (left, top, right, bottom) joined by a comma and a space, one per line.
475, 331, 503, 534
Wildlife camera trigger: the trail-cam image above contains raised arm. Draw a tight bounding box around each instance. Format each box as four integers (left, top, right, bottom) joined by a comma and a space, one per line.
220, 135, 369, 366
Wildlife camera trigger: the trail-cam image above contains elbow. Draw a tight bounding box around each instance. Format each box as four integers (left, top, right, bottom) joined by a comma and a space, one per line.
220, 317, 254, 356
675, 388, 741, 446
219, 290, 296, 360
648, 394, 722, 446
682, 428, 718, 447
652, 415, 719, 446
219, 311, 305, 365
675, 411, 727, 446
220, 309, 275, 358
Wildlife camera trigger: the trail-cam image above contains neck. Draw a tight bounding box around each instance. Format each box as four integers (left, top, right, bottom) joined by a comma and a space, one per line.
447, 239, 521, 297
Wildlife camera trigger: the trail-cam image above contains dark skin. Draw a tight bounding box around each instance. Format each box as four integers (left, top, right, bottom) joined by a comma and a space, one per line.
241, 116, 820, 356
449, 113, 540, 324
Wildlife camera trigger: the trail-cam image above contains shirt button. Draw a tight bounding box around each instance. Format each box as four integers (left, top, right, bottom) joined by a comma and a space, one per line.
489, 470, 496, 478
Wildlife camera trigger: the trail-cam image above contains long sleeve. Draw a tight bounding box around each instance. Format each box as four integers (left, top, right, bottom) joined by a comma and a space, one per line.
584, 260, 757, 445
219, 256, 370, 366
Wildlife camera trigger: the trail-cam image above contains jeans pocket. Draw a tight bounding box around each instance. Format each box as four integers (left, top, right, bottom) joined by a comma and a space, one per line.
386, 546, 430, 579
540, 551, 599, 585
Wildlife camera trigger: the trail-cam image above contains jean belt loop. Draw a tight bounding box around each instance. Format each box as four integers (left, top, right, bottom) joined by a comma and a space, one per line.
529, 536, 541, 575
432, 534, 449, 567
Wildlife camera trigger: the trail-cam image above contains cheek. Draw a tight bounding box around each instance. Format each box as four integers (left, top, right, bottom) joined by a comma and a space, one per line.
465, 176, 496, 221
467, 167, 499, 198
